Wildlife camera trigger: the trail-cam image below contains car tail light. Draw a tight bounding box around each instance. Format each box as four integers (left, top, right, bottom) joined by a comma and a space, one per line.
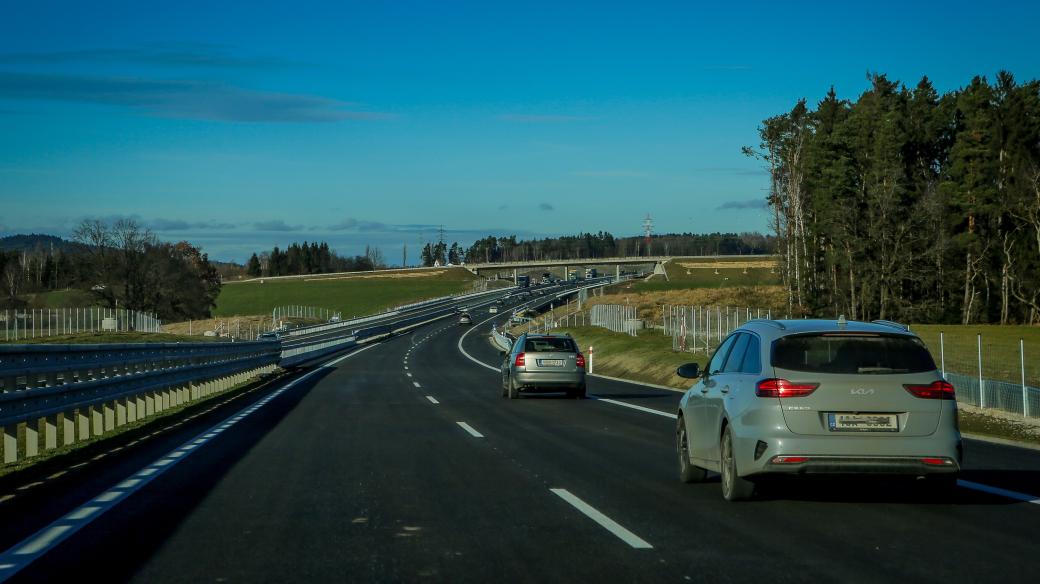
575, 353, 586, 368
756, 378, 819, 398
514, 352, 526, 367
771, 455, 810, 464
920, 457, 954, 466
903, 380, 955, 400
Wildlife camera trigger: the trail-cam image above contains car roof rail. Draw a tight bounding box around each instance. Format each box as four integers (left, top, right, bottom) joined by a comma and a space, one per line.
871, 319, 909, 331
745, 319, 786, 330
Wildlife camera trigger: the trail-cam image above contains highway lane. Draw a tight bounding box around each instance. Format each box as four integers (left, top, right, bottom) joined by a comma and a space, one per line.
2, 304, 1040, 582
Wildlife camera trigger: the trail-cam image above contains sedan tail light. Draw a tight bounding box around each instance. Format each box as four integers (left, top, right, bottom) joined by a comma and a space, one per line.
514, 352, 526, 367
903, 380, 955, 400
575, 353, 586, 368
755, 378, 819, 398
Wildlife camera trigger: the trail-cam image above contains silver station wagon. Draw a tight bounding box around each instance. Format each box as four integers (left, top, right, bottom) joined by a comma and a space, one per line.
675, 319, 962, 501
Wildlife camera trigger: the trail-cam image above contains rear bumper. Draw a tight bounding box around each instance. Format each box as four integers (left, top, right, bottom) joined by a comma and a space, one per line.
514, 370, 585, 389
761, 456, 960, 475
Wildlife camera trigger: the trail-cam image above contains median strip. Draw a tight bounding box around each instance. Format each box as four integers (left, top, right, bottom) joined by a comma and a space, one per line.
549, 488, 652, 549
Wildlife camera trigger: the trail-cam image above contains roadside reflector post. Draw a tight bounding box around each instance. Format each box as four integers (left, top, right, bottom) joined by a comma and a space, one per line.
588, 346, 594, 374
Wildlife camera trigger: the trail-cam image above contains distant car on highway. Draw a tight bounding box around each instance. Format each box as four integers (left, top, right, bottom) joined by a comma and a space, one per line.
257, 331, 281, 341
458, 312, 473, 325
674, 318, 962, 501
501, 333, 586, 399
489, 305, 498, 313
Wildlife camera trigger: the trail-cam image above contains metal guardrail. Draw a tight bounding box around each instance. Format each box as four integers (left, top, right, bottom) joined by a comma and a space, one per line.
491, 327, 513, 351
1, 341, 281, 464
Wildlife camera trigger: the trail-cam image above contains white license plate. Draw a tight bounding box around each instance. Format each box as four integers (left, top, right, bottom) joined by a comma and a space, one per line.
538, 359, 565, 367
827, 413, 898, 432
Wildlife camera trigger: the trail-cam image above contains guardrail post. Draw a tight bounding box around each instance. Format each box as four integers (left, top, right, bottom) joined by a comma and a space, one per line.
91, 405, 103, 436
61, 411, 75, 446
44, 415, 58, 450
145, 392, 156, 416
3, 426, 16, 463
127, 397, 138, 424
116, 398, 127, 427
103, 402, 115, 432
77, 408, 90, 441
25, 420, 39, 458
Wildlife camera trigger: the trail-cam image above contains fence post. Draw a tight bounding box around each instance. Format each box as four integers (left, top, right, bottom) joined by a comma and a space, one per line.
977, 333, 985, 409
1022, 339, 1030, 418
939, 331, 945, 379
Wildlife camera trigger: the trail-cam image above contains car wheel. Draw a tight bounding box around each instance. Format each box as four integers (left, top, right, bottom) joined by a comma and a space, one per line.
720, 426, 754, 501
508, 378, 519, 399
575, 384, 586, 399
677, 417, 707, 483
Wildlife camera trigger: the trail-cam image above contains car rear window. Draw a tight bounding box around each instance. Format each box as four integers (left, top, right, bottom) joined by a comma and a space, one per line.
524, 337, 577, 353
771, 334, 936, 374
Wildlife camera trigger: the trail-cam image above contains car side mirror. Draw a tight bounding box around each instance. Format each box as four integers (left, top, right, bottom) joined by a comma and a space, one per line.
676, 363, 701, 379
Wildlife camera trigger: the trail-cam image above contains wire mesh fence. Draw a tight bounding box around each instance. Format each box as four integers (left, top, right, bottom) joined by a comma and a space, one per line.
1, 308, 162, 341
590, 304, 640, 336
271, 305, 340, 323
663, 305, 777, 353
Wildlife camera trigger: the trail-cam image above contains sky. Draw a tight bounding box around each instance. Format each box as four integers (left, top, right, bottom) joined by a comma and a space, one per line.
2, 0, 1039, 264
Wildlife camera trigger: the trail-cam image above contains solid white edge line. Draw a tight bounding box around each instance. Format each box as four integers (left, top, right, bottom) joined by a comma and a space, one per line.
426, 396, 440, 404
456, 421, 484, 438
0, 343, 378, 582
958, 480, 1040, 504
549, 488, 652, 549
592, 398, 677, 420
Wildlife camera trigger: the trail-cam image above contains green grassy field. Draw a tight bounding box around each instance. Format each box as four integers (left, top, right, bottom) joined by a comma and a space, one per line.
630, 257, 780, 292
556, 326, 692, 389
911, 324, 1040, 388
213, 267, 478, 317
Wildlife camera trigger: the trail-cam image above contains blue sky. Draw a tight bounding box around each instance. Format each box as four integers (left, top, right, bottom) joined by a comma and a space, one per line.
2, 0, 1038, 263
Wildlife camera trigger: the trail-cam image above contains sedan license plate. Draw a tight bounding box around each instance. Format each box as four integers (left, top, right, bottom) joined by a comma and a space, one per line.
538, 359, 565, 367
827, 413, 898, 432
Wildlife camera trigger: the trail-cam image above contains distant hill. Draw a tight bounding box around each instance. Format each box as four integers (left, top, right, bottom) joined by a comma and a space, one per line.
0, 233, 79, 252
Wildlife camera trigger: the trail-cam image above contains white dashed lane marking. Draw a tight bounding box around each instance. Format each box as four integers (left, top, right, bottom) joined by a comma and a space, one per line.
456, 422, 484, 438
550, 488, 652, 549
426, 396, 440, 404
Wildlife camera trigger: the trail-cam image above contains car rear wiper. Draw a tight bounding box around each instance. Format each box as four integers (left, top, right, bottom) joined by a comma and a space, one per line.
856, 367, 909, 374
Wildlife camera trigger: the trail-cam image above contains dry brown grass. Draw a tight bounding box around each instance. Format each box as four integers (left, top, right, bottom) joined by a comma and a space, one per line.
586, 285, 790, 321
162, 314, 282, 337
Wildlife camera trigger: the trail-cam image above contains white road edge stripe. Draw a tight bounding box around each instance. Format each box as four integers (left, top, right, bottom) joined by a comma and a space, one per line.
549, 488, 652, 549
592, 397, 677, 419
456, 421, 484, 438
426, 396, 440, 404
0, 342, 378, 582
958, 479, 1040, 504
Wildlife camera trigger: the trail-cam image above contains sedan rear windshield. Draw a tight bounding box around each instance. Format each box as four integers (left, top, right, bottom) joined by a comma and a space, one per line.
524, 337, 577, 353
771, 334, 936, 374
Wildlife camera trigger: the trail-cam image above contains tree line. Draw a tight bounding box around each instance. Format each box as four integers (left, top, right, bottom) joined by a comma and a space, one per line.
1, 221, 222, 321
746, 71, 1040, 324
246, 242, 385, 277
462, 232, 774, 264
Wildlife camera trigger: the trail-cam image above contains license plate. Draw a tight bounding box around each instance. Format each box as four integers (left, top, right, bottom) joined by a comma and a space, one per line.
538, 359, 565, 367
827, 413, 898, 432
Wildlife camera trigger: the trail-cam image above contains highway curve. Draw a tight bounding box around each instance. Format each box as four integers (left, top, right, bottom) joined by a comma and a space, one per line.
2, 304, 1040, 583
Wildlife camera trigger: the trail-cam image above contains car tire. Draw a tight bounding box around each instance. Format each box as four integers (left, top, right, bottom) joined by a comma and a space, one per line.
573, 384, 587, 399
508, 378, 519, 399
677, 417, 708, 483
720, 426, 754, 501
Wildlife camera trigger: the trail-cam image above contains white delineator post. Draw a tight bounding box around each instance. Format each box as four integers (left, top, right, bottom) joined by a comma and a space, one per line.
939, 331, 946, 378
588, 346, 594, 375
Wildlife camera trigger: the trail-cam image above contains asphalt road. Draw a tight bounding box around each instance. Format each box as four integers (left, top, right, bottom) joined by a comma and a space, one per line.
2, 304, 1040, 583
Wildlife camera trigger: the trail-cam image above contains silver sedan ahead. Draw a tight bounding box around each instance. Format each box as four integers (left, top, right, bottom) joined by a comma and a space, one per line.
502, 333, 586, 399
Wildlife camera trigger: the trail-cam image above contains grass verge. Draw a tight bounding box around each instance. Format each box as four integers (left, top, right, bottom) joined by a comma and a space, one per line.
214, 266, 479, 318
555, 326, 695, 390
